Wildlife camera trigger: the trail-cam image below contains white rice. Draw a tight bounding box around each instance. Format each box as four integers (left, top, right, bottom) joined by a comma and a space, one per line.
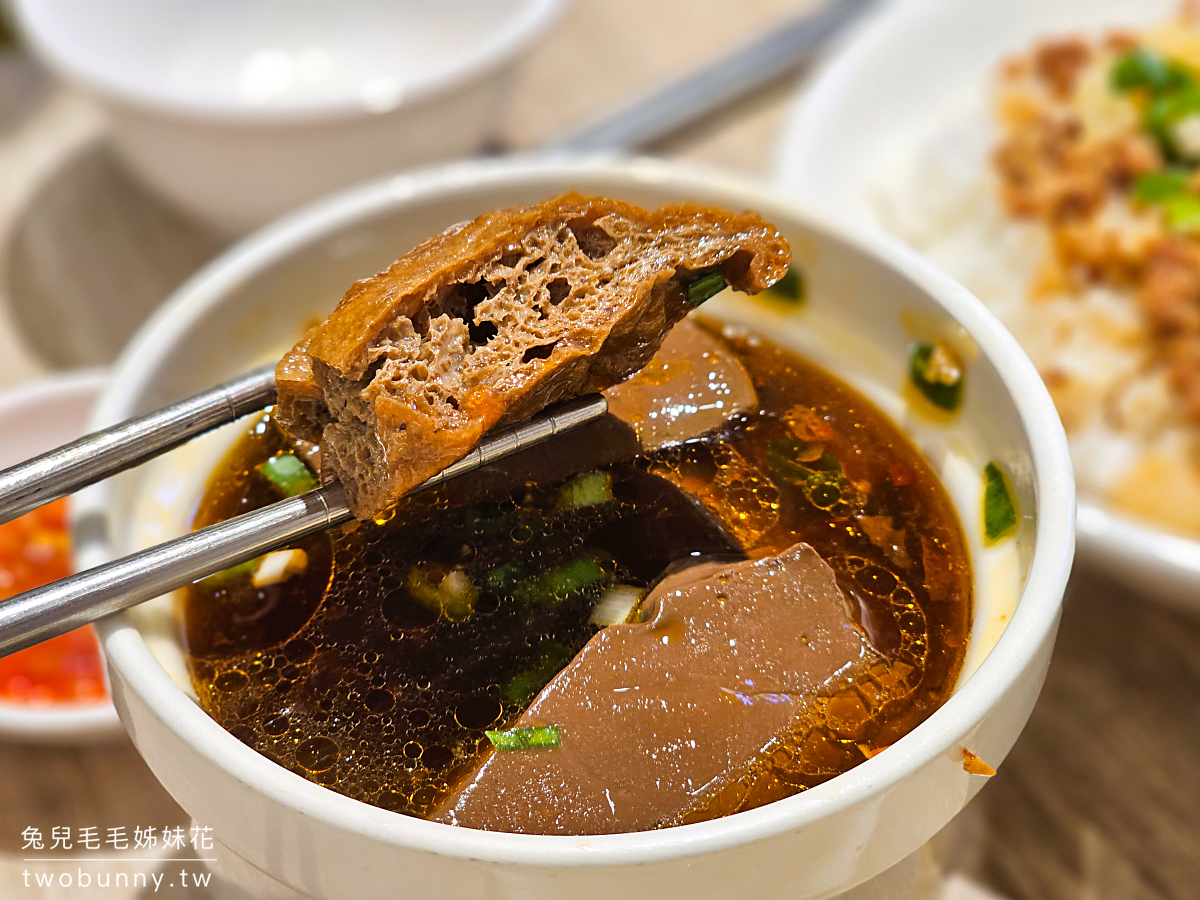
871, 92, 1195, 513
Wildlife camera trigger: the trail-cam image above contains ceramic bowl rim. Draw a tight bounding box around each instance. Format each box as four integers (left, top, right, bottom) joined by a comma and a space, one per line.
11, 0, 565, 126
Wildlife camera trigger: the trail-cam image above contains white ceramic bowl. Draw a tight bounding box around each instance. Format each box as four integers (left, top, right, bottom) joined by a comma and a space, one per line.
774, 0, 1200, 611
0, 369, 122, 743
12, 0, 564, 232
75, 158, 1074, 899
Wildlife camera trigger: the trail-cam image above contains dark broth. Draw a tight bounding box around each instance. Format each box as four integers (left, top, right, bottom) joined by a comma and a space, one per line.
181, 320, 972, 825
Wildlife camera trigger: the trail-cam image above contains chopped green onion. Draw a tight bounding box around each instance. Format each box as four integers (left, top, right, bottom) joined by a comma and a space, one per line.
766, 437, 845, 510
766, 266, 805, 304
556, 471, 613, 509
1153, 89, 1200, 159
500, 671, 545, 707
467, 510, 517, 537
1111, 49, 1191, 93
685, 268, 726, 307
1129, 171, 1200, 230
501, 642, 575, 706
766, 437, 841, 481
516, 557, 606, 604
197, 558, 258, 590
983, 462, 1018, 543
1132, 169, 1191, 202
256, 452, 318, 497
486, 561, 524, 591
485, 724, 561, 752
1111, 50, 1200, 160
1161, 192, 1200, 231
408, 566, 478, 621
765, 437, 815, 480
909, 342, 964, 411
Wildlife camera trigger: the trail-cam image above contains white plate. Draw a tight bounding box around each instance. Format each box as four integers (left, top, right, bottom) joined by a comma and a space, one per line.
0, 369, 123, 742
774, 0, 1200, 610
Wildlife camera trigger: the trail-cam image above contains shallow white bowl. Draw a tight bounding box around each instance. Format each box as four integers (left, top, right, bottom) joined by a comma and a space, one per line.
12, 0, 564, 232
774, 0, 1200, 612
75, 157, 1074, 899
0, 369, 122, 743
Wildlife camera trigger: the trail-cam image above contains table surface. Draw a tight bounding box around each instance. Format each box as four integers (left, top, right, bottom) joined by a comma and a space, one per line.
0, 2, 1197, 898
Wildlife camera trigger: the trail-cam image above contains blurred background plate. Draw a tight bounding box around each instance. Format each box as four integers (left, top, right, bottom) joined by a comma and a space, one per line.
11, 0, 566, 232
772, 0, 1200, 610
3, 138, 225, 370
0, 367, 122, 743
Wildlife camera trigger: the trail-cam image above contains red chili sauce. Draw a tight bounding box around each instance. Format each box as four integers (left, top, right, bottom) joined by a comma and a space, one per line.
0, 499, 106, 703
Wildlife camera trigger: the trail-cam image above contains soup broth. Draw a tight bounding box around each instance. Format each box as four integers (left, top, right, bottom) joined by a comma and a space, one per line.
181, 320, 972, 826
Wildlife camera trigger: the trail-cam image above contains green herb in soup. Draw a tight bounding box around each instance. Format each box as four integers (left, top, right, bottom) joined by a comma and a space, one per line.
983, 461, 1018, 543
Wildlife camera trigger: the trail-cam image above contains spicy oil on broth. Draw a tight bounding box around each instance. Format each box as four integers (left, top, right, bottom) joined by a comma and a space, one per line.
180, 320, 971, 824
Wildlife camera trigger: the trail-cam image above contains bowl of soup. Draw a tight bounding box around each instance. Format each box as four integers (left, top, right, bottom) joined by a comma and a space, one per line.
74, 158, 1074, 899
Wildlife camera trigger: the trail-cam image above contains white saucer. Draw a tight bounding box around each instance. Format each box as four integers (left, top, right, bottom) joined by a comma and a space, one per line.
0, 368, 123, 742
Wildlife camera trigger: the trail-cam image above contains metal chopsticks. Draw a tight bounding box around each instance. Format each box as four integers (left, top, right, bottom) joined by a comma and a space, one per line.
0, 393, 608, 657
544, 0, 874, 153
0, 364, 278, 527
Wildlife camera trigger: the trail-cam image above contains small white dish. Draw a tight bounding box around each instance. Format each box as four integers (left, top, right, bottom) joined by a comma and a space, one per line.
774, 0, 1200, 611
75, 156, 1073, 899
11, 0, 565, 232
0, 369, 123, 743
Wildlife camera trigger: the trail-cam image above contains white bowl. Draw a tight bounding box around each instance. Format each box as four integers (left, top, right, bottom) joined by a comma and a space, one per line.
12, 0, 564, 232
774, 0, 1200, 612
0, 369, 122, 743
75, 157, 1074, 899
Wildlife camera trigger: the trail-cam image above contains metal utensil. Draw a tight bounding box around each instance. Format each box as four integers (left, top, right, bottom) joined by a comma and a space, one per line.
0, 364, 277, 527
0, 394, 608, 657
545, 0, 873, 153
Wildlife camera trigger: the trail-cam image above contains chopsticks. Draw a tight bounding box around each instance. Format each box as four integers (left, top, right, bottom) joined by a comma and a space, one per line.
0, 391, 608, 657
545, 0, 873, 153
0, 364, 278, 527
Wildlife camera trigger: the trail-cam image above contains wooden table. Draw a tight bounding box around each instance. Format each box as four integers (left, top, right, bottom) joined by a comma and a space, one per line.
0, 1, 1196, 897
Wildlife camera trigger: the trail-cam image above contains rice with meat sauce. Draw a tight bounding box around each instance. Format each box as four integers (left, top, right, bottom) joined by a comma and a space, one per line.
874, 18, 1200, 536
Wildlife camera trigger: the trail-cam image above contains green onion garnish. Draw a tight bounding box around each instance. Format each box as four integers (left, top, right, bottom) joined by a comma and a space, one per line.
256, 452, 318, 497
1111, 49, 1190, 93
407, 566, 478, 621
766, 266, 805, 304
1161, 192, 1200, 231
501, 641, 575, 706
486, 561, 524, 591
1111, 50, 1200, 160
1128, 170, 1200, 230
983, 462, 1018, 543
485, 725, 561, 752
765, 437, 845, 510
556, 471, 613, 509
909, 342, 964, 411
1132, 169, 1190, 202
1129, 171, 1200, 230
766, 438, 840, 480
685, 268, 726, 307
197, 557, 259, 590
516, 557, 606, 604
